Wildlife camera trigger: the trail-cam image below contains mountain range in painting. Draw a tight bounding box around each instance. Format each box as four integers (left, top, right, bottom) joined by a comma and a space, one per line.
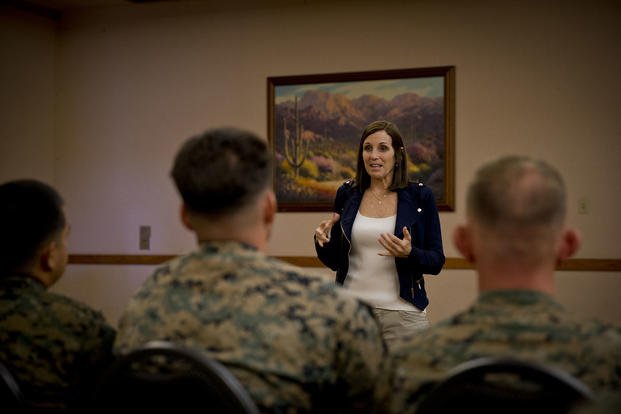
272, 89, 446, 209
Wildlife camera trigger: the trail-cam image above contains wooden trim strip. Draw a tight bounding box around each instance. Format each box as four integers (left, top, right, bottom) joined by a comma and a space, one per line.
69, 255, 177, 265
68, 255, 621, 271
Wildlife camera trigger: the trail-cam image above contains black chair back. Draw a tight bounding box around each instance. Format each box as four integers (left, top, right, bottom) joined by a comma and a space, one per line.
0, 360, 26, 412
91, 341, 259, 414
415, 357, 594, 414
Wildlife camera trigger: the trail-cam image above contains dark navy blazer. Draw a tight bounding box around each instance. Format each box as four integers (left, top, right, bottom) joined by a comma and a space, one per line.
315, 181, 445, 310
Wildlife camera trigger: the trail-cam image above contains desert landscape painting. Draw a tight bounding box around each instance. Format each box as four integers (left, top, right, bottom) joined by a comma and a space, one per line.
268, 67, 454, 211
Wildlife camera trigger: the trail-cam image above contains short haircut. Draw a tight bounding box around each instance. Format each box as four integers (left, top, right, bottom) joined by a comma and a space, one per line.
0, 179, 66, 275
170, 127, 273, 216
354, 120, 409, 191
467, 156, 567, 233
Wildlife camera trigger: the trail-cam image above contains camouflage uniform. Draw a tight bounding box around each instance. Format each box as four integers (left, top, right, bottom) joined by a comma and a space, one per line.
384, 290, 621, 414
115, 241, 387, 413
0, 275, 116, 412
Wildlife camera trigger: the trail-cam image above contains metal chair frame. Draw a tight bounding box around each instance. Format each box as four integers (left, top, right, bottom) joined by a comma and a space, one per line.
415, 356, 594, 414
91, 340, 259, 414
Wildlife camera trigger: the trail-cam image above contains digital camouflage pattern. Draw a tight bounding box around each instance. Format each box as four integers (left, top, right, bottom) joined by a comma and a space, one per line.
115, 241, 387, 413
0, 275, 116, 411
382, 290, 621, 413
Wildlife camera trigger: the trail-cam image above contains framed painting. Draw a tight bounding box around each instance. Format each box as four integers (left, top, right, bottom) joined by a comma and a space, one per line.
267, 66, 455, 212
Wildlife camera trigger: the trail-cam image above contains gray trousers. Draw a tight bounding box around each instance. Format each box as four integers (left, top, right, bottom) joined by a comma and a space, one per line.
373, 308, 430, 350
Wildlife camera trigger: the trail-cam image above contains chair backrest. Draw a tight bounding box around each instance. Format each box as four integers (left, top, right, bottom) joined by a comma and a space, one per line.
91, 341, 259, 414
415, 357, 594, 414
0, 360, 26, 412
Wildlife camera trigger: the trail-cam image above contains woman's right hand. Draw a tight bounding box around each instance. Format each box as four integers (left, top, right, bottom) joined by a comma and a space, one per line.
314, 212, 341, 247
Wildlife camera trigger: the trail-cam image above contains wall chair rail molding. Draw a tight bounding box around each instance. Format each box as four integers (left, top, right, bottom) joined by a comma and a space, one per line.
68, 255, 621, 272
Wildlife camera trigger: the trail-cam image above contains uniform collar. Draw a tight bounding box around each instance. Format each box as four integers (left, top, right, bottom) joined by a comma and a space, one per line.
0, 273, 47, 290
198, 240, 259, 254
478, 289, 560, 307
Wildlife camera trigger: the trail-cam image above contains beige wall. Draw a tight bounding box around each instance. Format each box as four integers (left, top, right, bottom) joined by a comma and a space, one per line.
1, 0, 620, 327
0, 8, 56, 182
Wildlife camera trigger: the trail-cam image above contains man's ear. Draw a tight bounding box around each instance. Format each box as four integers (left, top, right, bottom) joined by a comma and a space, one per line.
557, 228, 581, 263
35, 240, 57, 287
40, 241, 55, 272
180, 204, 194, 231
453, 225, 475, 263
263, 190, 276, 226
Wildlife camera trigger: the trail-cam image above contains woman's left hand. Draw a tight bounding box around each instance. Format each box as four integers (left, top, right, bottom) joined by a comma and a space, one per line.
378, 226, 412, 257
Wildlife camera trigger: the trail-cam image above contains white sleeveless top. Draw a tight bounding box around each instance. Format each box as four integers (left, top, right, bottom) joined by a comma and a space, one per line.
345, 212, 416, 311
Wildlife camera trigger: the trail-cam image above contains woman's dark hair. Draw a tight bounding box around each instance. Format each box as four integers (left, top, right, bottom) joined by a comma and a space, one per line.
354, 120, 409, 191
0, 179, 66, 274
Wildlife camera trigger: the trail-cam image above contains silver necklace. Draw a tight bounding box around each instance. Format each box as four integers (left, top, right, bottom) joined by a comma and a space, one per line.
369, 189, 390, 204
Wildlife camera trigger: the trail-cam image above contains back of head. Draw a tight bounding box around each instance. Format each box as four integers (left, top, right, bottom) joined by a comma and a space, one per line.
170, 127, 272, 217
466, 156, 567, 261
0, 179, 65, 275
